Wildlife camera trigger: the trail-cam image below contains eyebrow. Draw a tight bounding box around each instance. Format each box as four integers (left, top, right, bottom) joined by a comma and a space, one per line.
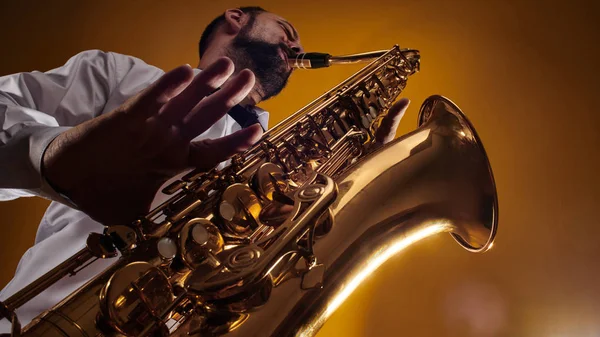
279, 19, 299, 41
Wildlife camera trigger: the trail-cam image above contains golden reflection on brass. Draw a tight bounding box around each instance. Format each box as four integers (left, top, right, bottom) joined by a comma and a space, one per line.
99, 262, 174, 336
220, 184, 263, 233
252, 162, 290, 201
179, 218, 224, 269
3, 45, 498, 337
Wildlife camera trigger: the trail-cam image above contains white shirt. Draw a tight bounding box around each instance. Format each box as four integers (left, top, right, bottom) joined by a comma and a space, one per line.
0, 50, 269, 331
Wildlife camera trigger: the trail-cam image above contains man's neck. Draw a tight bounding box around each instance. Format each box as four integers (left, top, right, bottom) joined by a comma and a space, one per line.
198, 49, 263, 108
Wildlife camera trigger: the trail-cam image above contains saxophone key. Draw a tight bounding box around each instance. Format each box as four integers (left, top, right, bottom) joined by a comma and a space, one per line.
178, 218, 224, 270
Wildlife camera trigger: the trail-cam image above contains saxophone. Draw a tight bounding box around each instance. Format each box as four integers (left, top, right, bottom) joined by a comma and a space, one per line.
0, 45, 498, 337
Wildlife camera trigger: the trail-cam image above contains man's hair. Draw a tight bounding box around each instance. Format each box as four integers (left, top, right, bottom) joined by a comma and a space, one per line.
198, 6, 267, 59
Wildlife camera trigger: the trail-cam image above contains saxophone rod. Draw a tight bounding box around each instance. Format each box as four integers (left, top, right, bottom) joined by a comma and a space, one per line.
288, 48, 417, 69
0, 247, 94, 314
0, 231, 117, 316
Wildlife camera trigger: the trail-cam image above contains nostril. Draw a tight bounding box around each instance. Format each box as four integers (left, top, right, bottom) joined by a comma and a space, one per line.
291, 46, 301, 54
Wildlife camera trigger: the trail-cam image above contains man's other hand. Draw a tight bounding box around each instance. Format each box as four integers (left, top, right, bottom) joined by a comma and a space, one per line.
375, 97, 411, 145
42, 57, 263, 226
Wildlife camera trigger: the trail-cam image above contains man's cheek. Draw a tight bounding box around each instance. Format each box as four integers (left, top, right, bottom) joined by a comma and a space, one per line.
254, 31, 279, 45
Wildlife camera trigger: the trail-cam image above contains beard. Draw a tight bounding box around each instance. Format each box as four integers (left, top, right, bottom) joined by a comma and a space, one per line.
226, 21, 291, 101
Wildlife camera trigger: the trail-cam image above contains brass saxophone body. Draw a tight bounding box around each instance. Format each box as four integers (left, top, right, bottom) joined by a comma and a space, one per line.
0, 45, 498, 337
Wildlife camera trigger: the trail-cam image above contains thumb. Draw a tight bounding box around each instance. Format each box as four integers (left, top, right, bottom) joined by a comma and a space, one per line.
376, 98, 410, 144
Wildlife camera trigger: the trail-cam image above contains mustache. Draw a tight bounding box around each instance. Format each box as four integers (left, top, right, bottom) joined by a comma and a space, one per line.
248, 40, 291, 75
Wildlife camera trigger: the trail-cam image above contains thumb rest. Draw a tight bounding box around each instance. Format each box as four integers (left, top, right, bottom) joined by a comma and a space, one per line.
0, 45, 498, 337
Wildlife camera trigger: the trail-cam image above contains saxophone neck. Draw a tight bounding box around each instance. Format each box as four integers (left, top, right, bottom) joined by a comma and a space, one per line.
288, 46, 421, 69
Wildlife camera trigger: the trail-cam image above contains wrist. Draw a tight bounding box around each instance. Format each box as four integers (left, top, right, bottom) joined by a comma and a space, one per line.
40, 130, 85, 198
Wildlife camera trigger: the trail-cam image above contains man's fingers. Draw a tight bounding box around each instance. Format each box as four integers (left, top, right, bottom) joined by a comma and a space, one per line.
188, 123, 263, 170
134, 64, 195, 117
180, 69, 255, 140
376, 98, 410, 144
159, 57, 235, 124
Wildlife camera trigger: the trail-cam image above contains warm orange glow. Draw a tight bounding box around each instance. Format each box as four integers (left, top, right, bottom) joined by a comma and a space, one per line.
324, 222, 450, 319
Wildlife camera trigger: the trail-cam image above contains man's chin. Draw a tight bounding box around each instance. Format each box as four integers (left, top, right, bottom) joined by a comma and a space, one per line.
249, 63, 291, 101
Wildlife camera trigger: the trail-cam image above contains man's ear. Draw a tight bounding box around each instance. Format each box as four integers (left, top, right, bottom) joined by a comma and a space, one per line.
223, 9, 246, 35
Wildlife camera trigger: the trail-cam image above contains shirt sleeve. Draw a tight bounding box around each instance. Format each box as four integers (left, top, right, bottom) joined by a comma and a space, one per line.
0, 50, 118, 203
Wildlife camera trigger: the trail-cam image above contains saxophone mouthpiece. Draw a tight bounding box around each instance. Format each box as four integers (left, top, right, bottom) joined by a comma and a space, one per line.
288, 52, 332, 69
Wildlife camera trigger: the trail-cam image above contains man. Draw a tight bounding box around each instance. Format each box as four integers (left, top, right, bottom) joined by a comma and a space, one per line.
0, 6, 410, 331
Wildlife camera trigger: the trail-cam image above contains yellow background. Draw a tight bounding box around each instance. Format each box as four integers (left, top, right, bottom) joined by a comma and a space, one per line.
1, 0, 599, 336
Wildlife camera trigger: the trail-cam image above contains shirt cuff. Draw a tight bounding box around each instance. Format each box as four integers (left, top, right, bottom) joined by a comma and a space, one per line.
29, 126, 78, 207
